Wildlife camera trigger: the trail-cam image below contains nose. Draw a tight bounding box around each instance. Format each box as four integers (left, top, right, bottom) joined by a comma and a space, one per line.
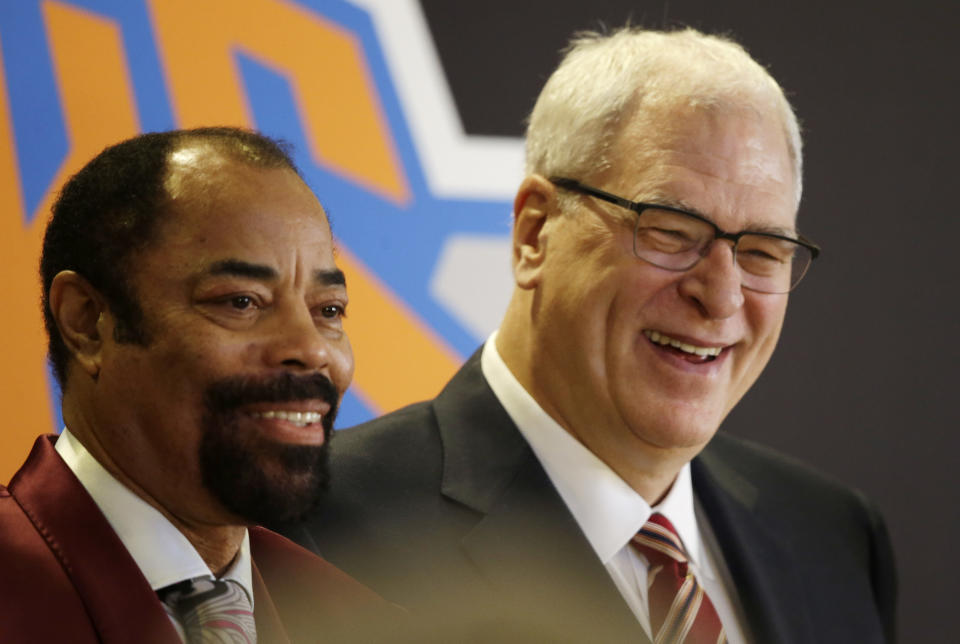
263, 302, 332, 371
677, 240, 744, 319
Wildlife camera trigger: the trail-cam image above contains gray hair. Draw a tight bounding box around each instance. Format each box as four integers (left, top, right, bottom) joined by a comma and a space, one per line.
525, 27, 803, 206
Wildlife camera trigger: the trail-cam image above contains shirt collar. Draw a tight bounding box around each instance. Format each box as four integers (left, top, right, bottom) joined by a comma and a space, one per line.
55, 428, 254, 603
480, 332, 704, 569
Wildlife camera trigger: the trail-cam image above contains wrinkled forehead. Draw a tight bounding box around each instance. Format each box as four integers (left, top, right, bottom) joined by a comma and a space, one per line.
606, 102, 797, 210
627, 86, 798, 175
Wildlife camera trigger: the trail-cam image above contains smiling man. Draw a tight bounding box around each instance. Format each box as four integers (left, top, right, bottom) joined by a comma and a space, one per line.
280, 29, 897, 642
0, 128, 397, 642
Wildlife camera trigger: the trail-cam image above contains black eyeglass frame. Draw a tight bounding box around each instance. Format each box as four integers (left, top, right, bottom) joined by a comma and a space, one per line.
549, 177, 821, 293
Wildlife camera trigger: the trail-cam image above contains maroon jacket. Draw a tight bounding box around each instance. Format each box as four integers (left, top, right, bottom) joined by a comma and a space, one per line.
0, 435, 400, 643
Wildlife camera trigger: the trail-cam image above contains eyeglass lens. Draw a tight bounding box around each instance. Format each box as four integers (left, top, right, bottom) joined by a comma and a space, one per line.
633, 208, 812, 293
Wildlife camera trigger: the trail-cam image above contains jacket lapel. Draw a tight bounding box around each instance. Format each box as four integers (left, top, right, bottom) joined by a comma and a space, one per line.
434, 353, 646, 642
462, 452, 648, 642
694, 439, 815, 643
251, 561, 290, 644
8, 436, 180, 644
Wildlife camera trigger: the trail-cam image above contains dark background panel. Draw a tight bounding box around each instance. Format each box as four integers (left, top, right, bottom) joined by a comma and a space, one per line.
420, 0, 959, 640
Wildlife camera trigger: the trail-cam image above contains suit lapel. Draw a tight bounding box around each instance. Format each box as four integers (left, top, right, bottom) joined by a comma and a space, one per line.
462, 452, 648, 642
251, 561, 291, 644
694, 439, 815, 643
8, 436, 180, 644
434, 351, 530, 513
433, 353, 646, 642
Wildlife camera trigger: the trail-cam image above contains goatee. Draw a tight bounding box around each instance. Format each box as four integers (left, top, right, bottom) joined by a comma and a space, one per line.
200, 371, 340, 525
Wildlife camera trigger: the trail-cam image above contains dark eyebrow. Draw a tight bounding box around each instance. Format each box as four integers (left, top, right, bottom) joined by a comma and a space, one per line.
205, 260, 345, 287
207, 259, 277, 280
316, 269, 346, 287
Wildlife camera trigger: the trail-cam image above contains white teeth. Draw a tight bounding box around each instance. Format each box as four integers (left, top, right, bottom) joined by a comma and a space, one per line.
252, 410, 323, 427
644, 330, 722, 357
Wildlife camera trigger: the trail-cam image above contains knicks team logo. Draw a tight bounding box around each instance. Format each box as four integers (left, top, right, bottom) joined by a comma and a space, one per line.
0, 0, 522, 479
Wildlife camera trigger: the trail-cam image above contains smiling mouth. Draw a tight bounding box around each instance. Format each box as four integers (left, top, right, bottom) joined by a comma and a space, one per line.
643, 330, 724, 362
250, 410, 323, 428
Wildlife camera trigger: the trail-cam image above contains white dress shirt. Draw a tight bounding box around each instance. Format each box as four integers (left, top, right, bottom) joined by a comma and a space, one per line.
54, 428, 254, 606
481, 332, 748, 642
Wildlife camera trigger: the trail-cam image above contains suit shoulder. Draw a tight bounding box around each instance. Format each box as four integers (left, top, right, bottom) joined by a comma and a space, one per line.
325, 400, 443, 498
334, 401, 437, 451
701, 432, 887, 528
0, 484, 99, 640
330, 401, 440, 471
701, 433, 897, 639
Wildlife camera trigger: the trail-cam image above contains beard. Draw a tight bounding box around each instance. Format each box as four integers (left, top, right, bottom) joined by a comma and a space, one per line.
199, 372, 340, 526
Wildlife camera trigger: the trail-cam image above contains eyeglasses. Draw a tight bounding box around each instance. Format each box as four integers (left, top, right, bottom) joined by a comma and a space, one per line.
550, 177, 820, 294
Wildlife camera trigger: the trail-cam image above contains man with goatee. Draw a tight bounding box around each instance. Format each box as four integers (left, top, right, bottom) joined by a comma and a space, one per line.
0, 127, 398, 643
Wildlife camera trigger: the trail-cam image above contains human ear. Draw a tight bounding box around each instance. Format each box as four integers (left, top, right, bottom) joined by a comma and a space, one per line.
48, 271, 107, 379
512, 175, 558, 289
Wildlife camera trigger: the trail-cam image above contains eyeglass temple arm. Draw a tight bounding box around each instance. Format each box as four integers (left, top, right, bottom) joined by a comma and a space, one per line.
549, 177, 642, 213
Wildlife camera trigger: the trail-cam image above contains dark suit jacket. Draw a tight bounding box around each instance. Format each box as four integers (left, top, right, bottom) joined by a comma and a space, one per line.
0, 435, 400, 643
279, 352, 897, 643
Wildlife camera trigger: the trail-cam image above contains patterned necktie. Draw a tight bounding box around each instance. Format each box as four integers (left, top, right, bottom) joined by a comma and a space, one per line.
159, 576, 257, 644
631, 513, 726, 644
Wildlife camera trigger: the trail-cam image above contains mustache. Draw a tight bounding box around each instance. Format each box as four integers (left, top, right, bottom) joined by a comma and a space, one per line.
204, 372, 340, 416
200, 371, 337, 525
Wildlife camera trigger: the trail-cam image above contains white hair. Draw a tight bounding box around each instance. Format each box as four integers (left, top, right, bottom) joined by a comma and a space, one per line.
525, 27, 803, 205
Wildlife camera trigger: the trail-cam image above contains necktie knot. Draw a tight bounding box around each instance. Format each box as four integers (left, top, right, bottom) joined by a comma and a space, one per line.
632, 512, 689, 565
159, 576, 257, 644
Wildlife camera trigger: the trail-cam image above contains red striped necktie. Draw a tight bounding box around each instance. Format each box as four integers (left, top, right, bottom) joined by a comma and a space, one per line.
631, 513, 726, 644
